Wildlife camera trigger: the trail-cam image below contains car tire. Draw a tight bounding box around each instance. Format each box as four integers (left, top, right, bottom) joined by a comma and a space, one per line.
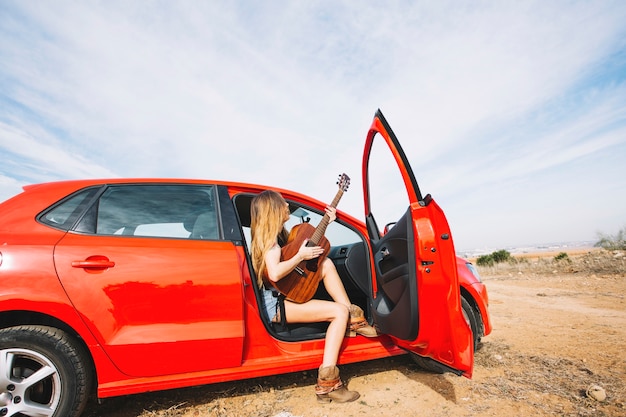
411, 296, 481, 374
0, 325, 92, 417
461, 296, 481, 352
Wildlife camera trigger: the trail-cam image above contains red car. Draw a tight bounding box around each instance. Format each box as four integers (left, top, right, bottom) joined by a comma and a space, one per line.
0, 111, 491, 417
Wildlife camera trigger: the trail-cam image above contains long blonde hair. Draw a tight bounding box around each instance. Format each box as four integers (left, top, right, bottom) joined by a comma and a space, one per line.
250, 190, 289, 287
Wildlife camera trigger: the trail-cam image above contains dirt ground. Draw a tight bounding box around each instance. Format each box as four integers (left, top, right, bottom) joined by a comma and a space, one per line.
84, 250, 626, 417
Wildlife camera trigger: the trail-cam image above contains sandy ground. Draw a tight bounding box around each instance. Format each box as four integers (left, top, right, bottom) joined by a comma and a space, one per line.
84, 251, 626, 417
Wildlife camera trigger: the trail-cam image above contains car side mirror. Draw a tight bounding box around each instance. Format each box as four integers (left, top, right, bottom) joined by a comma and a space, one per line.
383, 222, 396, 235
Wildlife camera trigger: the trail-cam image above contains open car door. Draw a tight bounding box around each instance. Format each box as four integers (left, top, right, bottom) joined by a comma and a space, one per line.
362, 110, 473, 377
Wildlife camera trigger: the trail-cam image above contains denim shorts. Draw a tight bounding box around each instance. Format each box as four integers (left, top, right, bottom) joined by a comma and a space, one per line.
262, 288, 279, 322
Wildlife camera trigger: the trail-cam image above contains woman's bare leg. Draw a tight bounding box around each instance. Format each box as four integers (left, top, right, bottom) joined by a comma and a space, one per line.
284, 299, 348, 367
320, 258, 351, 307
320, 258, 379, 338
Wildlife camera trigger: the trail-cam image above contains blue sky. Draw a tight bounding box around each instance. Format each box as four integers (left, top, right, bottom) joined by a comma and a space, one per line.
1, 1, 625, 252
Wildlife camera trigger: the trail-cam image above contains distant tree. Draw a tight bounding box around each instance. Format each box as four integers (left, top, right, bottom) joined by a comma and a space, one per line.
595, 226, 626, 250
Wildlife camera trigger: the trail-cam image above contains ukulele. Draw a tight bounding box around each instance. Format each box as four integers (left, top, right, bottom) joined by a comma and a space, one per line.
273, 173, 350, 303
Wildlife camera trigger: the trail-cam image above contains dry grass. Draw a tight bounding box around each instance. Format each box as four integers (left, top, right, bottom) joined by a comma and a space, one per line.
471, 249, 626, 416
475, 249, 626, 277
473, 342, 626, 416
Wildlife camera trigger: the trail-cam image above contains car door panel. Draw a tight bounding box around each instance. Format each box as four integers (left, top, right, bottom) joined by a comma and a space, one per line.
54, 235, 245, 377
363, 110, 473, 377
370, 208, 417, 340
53, 184, 245, 378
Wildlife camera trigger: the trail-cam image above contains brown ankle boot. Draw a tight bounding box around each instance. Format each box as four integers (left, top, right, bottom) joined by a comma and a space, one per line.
315, 365, 360, 403
347, 304, 379, 337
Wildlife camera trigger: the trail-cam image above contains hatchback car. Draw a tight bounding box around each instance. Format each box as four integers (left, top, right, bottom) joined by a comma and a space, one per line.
0, 110, 491, 417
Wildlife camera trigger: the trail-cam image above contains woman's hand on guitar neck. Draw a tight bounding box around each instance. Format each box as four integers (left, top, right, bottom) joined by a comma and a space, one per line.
325, 206, 336, 222
298, 239, 324, 261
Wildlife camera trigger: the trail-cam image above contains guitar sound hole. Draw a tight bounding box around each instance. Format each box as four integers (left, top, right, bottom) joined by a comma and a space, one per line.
306, 259, 319, 272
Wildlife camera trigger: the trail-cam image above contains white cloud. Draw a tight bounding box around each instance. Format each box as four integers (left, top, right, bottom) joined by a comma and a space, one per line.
0, 121, 118, 181
0, 174, 24, 201
1, 0, 625, 249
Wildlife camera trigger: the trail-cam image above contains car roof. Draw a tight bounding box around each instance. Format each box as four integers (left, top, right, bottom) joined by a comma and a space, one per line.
1, 177, 366, 235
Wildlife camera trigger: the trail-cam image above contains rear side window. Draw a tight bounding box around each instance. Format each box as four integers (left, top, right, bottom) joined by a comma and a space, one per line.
39, 187, 100, 231
74, 184, 219, 240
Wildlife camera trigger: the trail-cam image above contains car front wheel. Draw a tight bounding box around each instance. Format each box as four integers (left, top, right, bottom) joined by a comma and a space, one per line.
0, 325, 91, 417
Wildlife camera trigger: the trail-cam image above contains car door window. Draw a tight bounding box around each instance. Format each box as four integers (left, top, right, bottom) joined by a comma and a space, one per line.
367, 136, 411, 235
366, 131, 419, 341
74, 185, 219, 240
39, 187, 100, 230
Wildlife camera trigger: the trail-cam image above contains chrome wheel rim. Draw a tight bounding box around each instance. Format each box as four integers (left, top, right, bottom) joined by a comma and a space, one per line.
0, 348, 60, 416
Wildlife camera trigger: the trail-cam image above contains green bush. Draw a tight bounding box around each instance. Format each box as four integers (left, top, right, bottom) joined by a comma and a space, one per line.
595, 226, 626, 250
554, 252, 571, 262
476, 254, 495, 267
492, 249, 512, 263
476, 249, 512, 267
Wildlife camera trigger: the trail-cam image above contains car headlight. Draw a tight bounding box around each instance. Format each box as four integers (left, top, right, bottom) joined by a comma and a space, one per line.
465, 262, 482, 283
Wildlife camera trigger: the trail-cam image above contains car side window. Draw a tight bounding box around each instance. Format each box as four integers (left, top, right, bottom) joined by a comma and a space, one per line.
75, 184, 219, 239
39, 187, 100, 231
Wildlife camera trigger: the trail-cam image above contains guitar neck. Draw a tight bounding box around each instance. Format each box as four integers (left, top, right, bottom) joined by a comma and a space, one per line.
309, 188, 344, 245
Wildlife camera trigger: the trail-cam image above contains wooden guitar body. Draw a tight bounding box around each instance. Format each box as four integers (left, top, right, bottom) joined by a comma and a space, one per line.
275, 223, 331, 303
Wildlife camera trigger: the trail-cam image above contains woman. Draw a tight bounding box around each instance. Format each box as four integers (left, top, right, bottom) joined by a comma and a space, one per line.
250, 190, 377, 403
